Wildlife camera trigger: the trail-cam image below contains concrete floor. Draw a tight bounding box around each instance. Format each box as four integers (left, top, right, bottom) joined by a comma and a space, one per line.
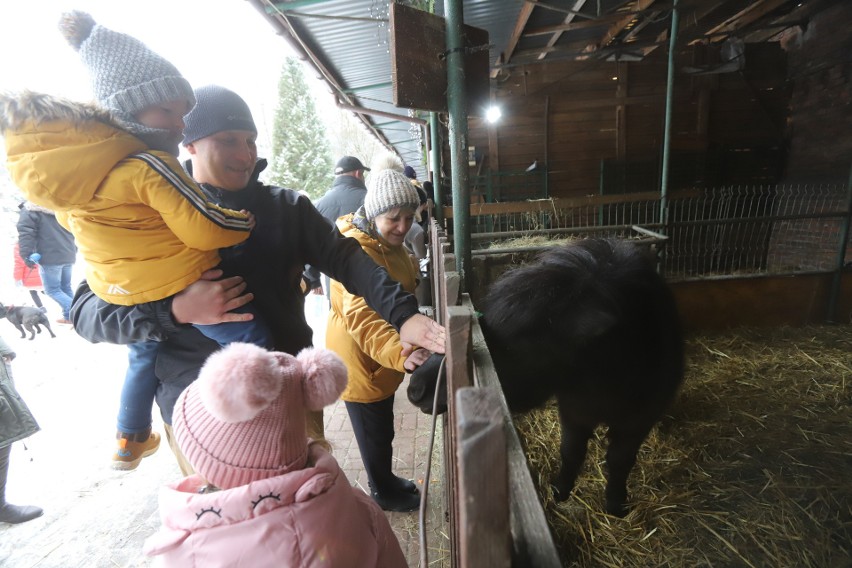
0, 306, 450, 567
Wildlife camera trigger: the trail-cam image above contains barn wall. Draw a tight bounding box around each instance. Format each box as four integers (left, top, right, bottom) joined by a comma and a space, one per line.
670, 272, 852, 332
783, 1, 852, 183
468, 40, 791, 201
469, 252, 852, 331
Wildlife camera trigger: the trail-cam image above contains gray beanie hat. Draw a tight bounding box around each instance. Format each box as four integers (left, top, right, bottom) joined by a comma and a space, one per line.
58, 11, 195, 117
182, 85, 257, 145
364, 169, 421, 220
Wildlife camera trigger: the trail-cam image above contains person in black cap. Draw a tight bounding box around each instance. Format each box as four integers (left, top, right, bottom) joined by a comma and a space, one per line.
304, 156, 372, 295
334, 156, 370, 176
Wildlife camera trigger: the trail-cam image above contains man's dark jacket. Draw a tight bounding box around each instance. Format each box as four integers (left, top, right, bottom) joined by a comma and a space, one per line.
71, 160, 418, 424
304, 173, 368, 289
315, 173, 367, 223
17, 202, 77, 266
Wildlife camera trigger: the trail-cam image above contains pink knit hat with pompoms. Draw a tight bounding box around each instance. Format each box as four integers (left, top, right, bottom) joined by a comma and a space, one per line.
173, 343, 347, 489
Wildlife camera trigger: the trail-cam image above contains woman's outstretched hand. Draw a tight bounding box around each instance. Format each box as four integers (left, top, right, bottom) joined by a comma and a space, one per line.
399, 314, 445, 354
402, 346, 432, 372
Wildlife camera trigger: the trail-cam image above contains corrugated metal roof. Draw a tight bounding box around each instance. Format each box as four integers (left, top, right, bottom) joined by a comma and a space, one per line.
244, 0, 826, 178
436, 0, 526, 66
246, 0, 523, 179
249, 0, 424, 176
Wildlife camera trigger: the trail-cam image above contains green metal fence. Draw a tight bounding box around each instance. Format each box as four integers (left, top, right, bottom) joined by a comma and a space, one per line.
455, 184, 851, 281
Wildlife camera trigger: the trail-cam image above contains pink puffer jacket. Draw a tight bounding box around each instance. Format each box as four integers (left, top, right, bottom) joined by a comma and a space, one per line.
144, 444, 407, 567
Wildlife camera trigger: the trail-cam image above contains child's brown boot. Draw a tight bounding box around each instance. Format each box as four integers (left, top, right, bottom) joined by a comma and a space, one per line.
111, 428, 160, 471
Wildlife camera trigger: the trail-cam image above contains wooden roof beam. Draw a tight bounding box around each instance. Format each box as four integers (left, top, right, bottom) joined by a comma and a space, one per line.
539, 0, 588, 61
703, 0, 794, 42
524, 4, 669, 37
525, 16, 608, 37
643, 1, 726, 55
590, 0, 658, 53
523, 0, 596, 19
502, 3, 536, 64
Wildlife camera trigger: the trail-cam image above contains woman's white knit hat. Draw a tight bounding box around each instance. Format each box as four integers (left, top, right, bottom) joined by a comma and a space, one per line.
364, 169, 421, 221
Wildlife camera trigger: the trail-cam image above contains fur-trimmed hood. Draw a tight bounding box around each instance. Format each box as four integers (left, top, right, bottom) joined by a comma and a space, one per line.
0, 91, 118, 132
1, 91, 146, 211
20, 200, 56, 216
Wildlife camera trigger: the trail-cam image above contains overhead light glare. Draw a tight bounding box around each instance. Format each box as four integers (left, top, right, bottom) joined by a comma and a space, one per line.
486, 105, 502, 123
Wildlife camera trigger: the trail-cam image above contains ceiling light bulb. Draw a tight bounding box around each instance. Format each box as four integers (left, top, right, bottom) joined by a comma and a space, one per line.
486, 105, 502, 123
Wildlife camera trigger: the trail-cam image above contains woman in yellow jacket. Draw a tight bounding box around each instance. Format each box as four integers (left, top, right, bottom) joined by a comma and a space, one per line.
327, 168, 431, 512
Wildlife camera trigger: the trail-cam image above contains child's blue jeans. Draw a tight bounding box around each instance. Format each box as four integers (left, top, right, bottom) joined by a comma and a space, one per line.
116, 304, 273, 434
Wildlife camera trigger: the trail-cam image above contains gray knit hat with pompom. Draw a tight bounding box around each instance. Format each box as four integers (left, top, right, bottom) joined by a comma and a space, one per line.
58, 11, 195, 117
364, 168, 421, 220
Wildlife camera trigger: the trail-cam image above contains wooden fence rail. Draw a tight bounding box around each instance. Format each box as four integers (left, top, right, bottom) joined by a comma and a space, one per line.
427, 220, 561, 567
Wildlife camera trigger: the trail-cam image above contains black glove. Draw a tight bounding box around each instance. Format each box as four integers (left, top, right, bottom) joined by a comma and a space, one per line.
407, 353, 447, 415
24, 259, 36, 269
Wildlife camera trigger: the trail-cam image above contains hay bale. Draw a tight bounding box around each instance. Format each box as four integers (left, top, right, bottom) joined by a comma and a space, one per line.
514, 325, 852, 567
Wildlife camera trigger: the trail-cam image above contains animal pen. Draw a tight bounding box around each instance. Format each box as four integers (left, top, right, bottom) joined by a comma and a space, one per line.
442, 181, 852, 327
422, 180, 851, 566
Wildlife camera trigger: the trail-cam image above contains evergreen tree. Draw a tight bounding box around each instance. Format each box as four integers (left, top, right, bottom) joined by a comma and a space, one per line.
268, 58, 333, 199
327, 108, 388, 172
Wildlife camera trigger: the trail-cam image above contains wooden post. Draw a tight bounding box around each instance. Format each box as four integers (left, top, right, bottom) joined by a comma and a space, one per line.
445, 305, 472, 568
467, 297, 563, 567
429, 221, 456, 325
616, 61, 628, 161
456, 387, 510, 568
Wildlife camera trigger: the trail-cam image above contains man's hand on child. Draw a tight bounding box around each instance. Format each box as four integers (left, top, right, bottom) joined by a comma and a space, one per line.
172, 269, 255, 325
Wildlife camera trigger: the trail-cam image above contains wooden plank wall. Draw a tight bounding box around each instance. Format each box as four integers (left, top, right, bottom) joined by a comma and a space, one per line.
468, 42, 792, 200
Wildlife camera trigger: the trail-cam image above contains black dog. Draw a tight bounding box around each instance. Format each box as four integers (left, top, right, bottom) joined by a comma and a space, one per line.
0, 303, 57, 340
481, 238, 684, 516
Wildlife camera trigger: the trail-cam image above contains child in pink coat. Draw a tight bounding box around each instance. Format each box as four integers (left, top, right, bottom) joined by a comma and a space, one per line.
143, 342, 407, 568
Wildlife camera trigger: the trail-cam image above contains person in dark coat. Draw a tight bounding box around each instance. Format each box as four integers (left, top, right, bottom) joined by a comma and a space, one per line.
16, 202, 77, 324
303, 155, 371, 295
319, 156, 371, 221
70, 85, 445, 475
0, 334, 43, 524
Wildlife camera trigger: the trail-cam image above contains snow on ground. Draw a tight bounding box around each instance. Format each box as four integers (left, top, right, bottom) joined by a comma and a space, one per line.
0, 274, 331, 567
0, 306, 179, 567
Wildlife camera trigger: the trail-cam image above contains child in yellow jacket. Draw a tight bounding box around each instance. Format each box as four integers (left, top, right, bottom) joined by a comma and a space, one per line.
1, 12, 272, 470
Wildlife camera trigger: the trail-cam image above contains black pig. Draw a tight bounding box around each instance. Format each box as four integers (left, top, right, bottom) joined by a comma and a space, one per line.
481, 238, 684, 516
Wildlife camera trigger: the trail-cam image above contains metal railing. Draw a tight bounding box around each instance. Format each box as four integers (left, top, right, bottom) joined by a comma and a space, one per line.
444, 184, 852, 280
667, 184, 850, 277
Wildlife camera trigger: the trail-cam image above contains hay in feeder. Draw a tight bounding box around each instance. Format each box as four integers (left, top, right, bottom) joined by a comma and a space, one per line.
485, 235, 578, 250
514, 324, 851, 567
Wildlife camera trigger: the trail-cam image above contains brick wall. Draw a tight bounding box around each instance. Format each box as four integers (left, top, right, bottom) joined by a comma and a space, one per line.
783, 2, 852, 183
